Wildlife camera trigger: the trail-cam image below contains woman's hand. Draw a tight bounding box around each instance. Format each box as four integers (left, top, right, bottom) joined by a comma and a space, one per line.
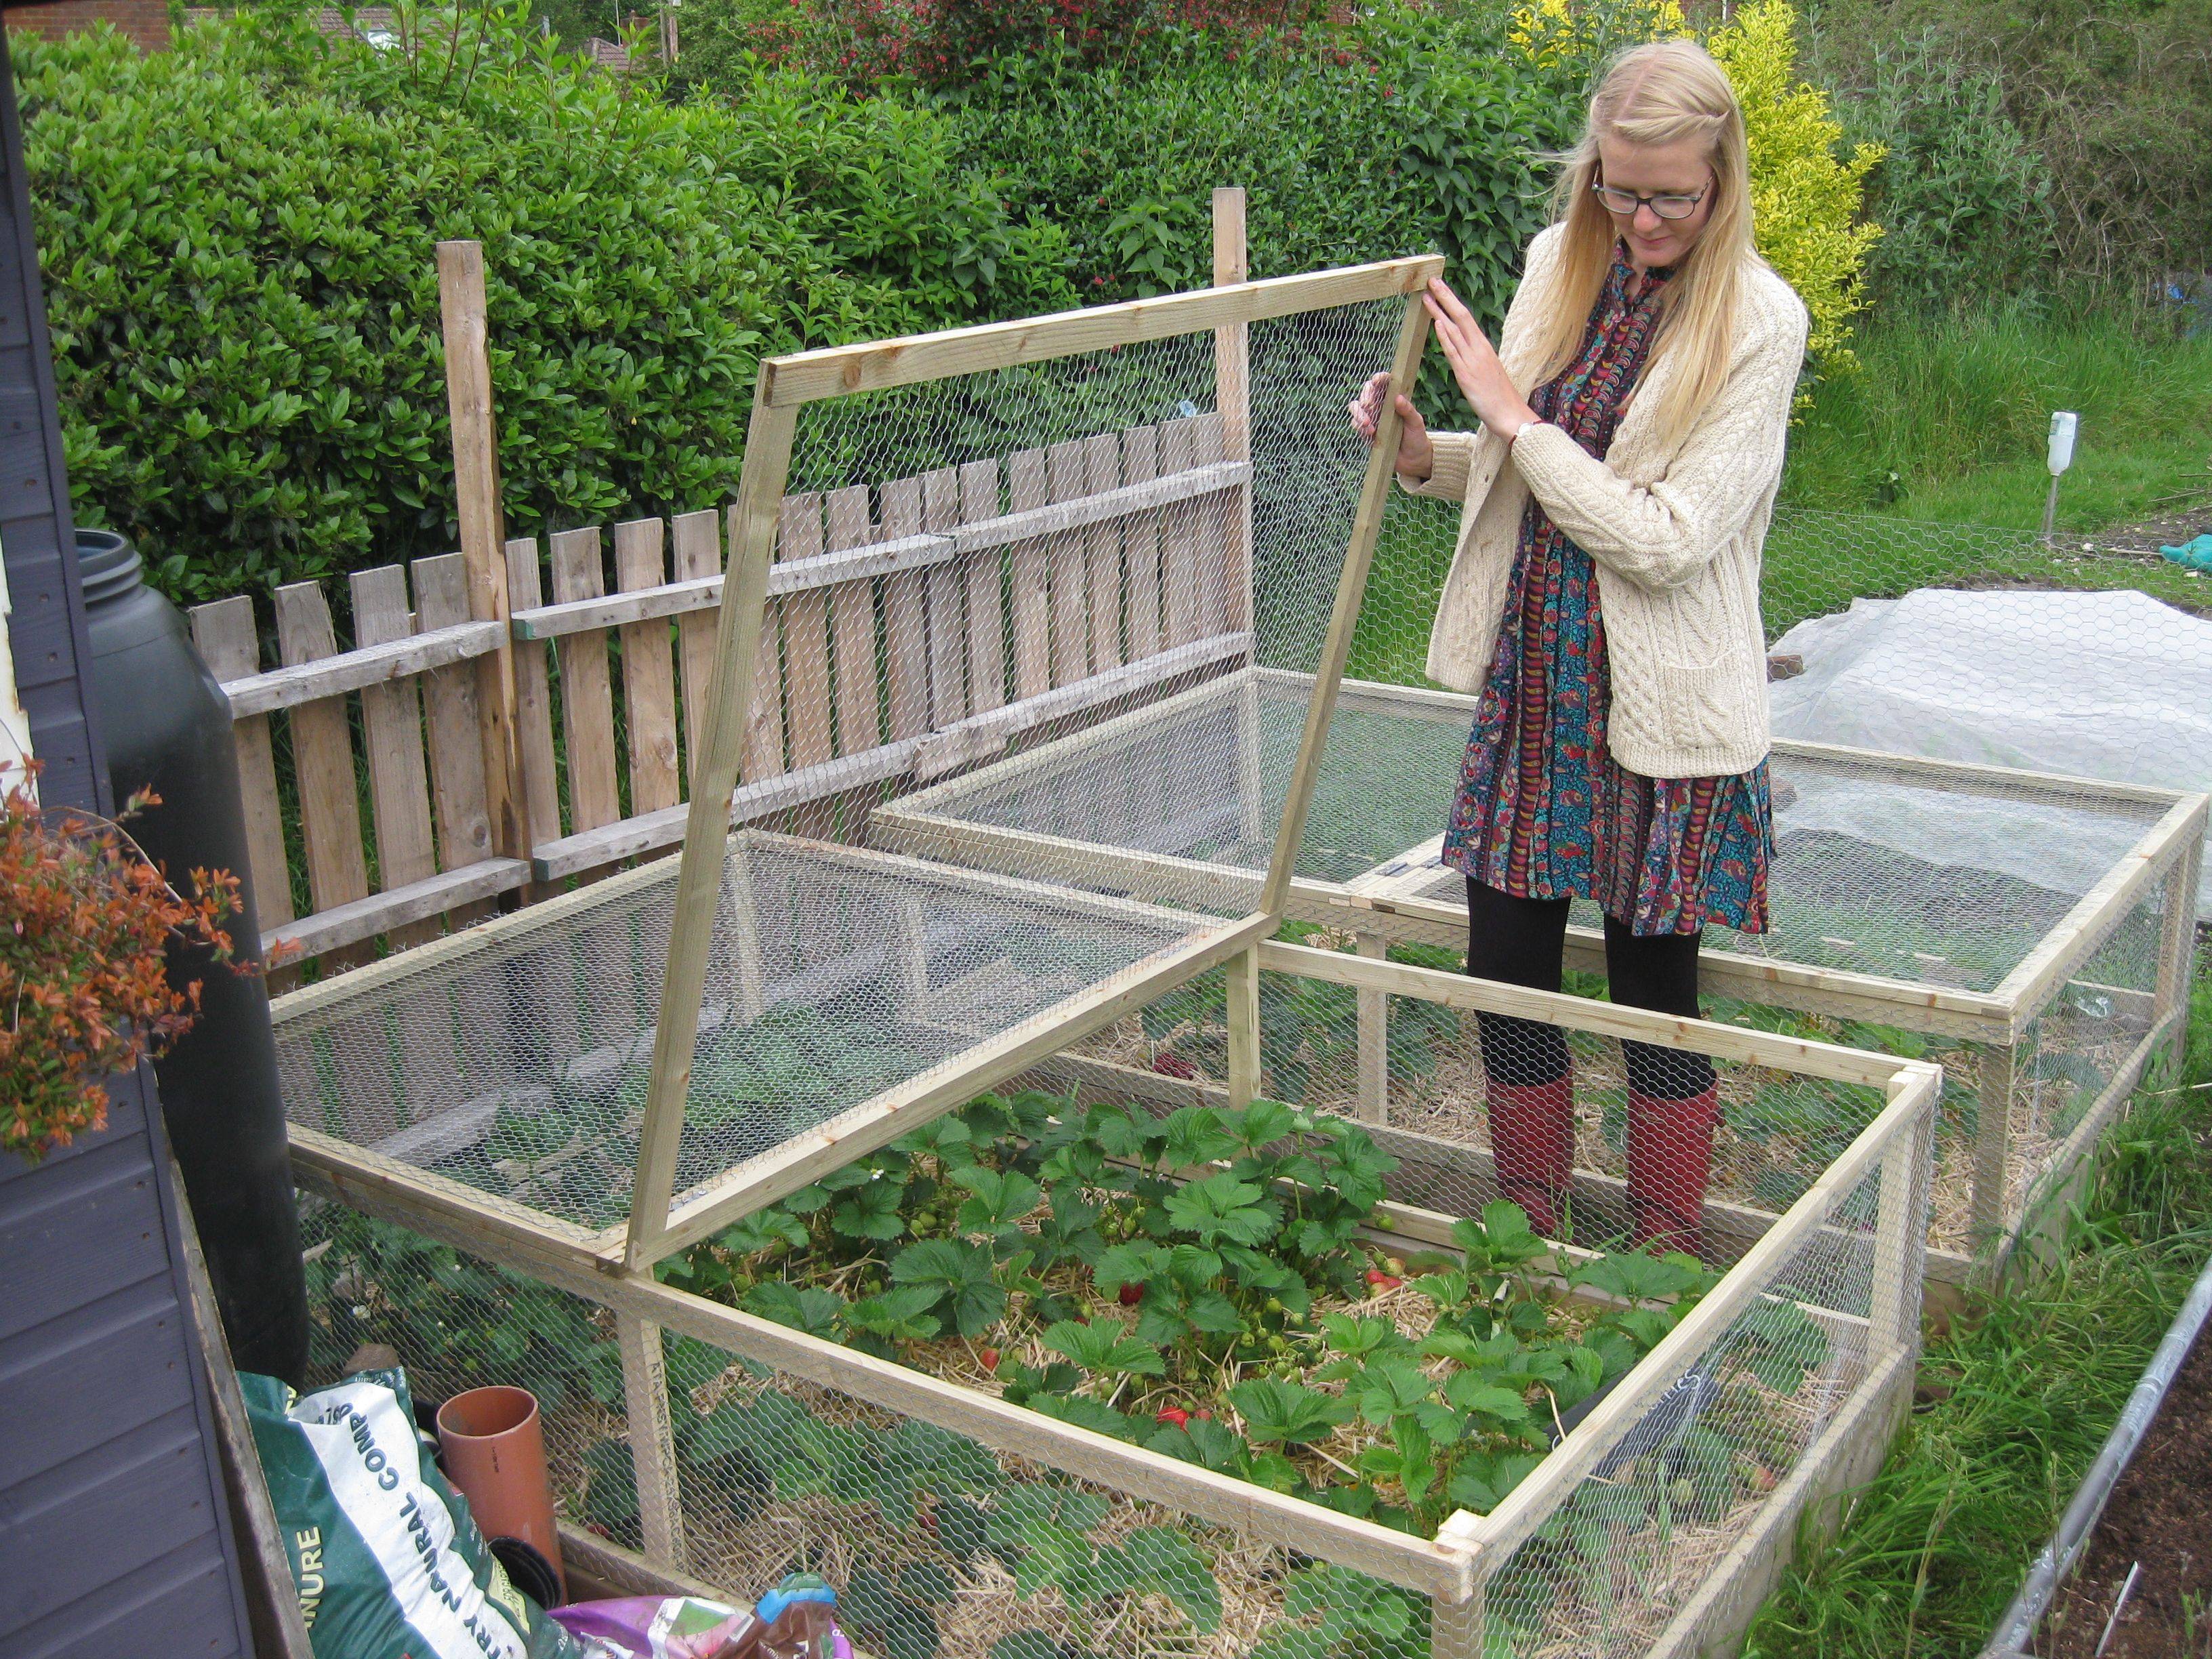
1349, 371, 1435, 481
1423, 276, 1538, 441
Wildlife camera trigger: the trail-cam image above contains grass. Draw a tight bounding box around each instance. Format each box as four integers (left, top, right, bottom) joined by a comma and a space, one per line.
1740, 964, 2212, 1659
1784, 301, 2212, 535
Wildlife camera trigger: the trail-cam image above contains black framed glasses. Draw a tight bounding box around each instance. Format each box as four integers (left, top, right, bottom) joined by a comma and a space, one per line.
1591, 176, 1712, 221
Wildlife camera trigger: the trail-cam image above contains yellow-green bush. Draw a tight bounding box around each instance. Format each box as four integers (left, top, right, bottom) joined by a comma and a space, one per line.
1710, 0, 1882, 369
1506, 0, 1881, 369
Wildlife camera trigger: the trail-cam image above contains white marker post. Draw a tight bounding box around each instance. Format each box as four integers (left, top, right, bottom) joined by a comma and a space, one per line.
2043, 409, 2079, 546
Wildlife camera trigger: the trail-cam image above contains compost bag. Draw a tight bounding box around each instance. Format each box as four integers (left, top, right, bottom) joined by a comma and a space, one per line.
243, 1368, 587, 1659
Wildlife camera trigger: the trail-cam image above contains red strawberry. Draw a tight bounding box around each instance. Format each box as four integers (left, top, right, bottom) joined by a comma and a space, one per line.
1364, 1269, 1404, 1292
1151, 1052, 1200, 1080
977, 1346, 1001, 1372
1155, 1406, 1190, 1429
920, 1510, 939, 1531
1118, 1282, 1143, 1307
1191, 1408, 1213, 1421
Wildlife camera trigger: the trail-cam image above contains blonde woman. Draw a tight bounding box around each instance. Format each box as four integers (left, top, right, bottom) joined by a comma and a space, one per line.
1352, 39, 1809, 1256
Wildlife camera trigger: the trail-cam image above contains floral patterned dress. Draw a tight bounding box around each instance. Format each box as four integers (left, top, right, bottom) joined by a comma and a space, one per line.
1441, 248, 1773, 937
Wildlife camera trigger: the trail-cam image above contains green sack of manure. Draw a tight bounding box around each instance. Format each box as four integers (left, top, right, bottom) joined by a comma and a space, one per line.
243, 1368, 586, 1659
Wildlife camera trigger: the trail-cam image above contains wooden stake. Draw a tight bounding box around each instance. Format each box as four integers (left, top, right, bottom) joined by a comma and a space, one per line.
436, 240, 527, 866
2154, 830, 2203, 1071
1227, 944, 1261, 1109
615, 1312, 689, 1572
1356, 932, 1388, 1123
1970, 1042, 2015, 1252
1212, 187, 1252, 640
1260, 274, 1435, 918
624, 384, 800, 1270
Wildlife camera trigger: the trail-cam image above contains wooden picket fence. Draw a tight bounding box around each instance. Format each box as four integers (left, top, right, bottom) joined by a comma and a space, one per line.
190, 411, 1253, 972
184, 197, 1256, 977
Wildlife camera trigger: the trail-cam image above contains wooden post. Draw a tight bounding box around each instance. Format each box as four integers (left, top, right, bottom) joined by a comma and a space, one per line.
2153, 834, 2202, 1071
436, 240, 527, 867
1258, 283, 1436, 918
625, 385, 800, 1270
1429, 1586, 1483, 1659
1356, 932, 1389, 1124
1969, 1042, 2015, 1253
1212, 188, 1252, 640
189, 599, 293, 937
1227, 944, 1261, 1109
1870, 1092, 1925, 1353
1236, 672, 1265, 851
615, 1312, 688, 1572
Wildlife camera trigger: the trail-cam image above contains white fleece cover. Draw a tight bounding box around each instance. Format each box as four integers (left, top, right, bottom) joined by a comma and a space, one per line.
1768, 587, 2212, 918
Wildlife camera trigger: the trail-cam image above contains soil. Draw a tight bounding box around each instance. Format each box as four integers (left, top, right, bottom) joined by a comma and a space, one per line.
2041, 1315, 2212, 1658
2097, 501, 2212, 556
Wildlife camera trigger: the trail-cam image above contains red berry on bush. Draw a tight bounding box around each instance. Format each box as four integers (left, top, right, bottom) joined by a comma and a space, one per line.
1118, 1282, 1143, 1306
1151, 1051, 1200, 1080
1155, 1406, 1189, 1428
977, 1345, 1001, 1372
1364, 1269, 1404, 1292
1192, 1408, 1213, 1420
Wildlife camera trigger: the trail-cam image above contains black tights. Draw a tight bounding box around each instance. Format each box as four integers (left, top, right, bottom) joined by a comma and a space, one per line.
1465, 879, 1716, 1099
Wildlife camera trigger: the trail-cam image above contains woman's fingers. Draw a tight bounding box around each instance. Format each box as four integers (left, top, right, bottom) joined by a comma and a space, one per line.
1426, 275, 1478, 328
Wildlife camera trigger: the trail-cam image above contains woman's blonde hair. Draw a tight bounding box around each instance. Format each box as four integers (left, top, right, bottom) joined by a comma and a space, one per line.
1527, 39, 1757, 448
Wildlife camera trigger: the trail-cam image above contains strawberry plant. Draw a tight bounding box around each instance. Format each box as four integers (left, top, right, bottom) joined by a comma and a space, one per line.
659, 1085, 1818, 1549
313, 1071, 1843, 1659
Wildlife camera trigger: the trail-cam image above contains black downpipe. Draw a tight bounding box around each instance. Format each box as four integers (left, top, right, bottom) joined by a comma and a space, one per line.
77, 529, 308, 1385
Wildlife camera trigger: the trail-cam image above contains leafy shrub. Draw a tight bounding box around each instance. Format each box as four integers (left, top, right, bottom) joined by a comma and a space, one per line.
1708, 0, 1881, 371
1827, 32, 2054, 312
920, 16, 1569, 419
674, 0, 1322, 87
1, 771, 245, 1161
1801, 0, 2212, 290
16, 3, 1073, 602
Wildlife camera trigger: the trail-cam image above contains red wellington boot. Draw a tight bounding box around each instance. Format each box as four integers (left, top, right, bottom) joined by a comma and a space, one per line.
1486, 1075, 1574, 1238
1626, 1087, 1721, 1256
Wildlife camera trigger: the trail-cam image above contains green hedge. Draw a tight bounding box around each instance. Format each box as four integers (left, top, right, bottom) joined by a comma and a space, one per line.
18, 5, 1074, 602
914, 17, 1576, 421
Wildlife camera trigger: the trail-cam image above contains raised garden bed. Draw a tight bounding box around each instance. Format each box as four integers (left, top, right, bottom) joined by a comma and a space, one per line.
873, 670, 2208, 1296
291, 956, 1940, 1659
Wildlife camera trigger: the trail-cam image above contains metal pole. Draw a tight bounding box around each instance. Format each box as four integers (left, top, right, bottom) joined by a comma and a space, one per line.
1982, 1243, 2212, 1654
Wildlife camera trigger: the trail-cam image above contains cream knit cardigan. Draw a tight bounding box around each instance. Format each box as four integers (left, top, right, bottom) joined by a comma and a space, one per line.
1406, 223, 1810, 779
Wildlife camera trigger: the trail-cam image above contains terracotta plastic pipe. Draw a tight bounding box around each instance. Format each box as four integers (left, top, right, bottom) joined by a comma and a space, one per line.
436, 1385, 566, 1601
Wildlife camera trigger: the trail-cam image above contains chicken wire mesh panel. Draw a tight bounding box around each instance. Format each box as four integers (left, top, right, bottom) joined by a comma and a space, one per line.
1475, 1153, 1915, 1659
269, 832, 1212, 1233
900, 674, 1469, 888
1063, 951, 1893, 1266
295, 1197, 636, 1543
1762, 508, 2212, 920
655, 1328, 1437, 1659
1998, 882, 2169, 1227
664, 836, 1216, 1214
766, 293, 1412, 917
1303, 728, 2172, 999
649, 1069, 1925, 1659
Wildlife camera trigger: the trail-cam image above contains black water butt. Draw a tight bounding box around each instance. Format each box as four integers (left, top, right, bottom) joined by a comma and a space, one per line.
77, 529, 309, 1385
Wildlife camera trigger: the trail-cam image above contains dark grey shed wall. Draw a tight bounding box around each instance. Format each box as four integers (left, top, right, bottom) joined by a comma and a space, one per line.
0, 23, 254, 1658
